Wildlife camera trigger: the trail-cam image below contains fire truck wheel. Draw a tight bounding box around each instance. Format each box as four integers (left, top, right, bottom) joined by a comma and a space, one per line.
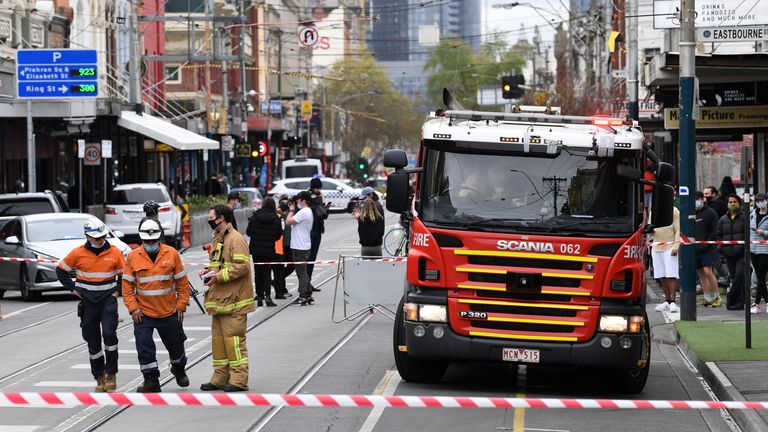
393, 298, 448, 383
610, 315, 651, 394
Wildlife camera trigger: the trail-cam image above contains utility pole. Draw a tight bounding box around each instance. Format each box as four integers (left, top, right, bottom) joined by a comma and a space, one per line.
239, 0, 247, 141
543, 176, 567, 217
679, 0, 697, 321
627, 0, 639, 120
204, 0, 213, 136
24, 2, 34, 192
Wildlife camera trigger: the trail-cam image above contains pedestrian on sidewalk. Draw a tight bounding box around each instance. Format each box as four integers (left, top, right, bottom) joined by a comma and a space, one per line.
653, 207, 681, 313
122, 219, 190, 392
695, 190, 722, 307
750, 193, 768, 314
56, 220, 125, 392
716, 194, 747, 310
354, 199, 385, 257
199, 205, 255, 392
307, 178, 330, 293
226, 192, 242, 231
272, 200, 292, 299
704, 186, 727, 218
246, 197, 282, 307
360, 186, 384, 220
286, 191, 315, 306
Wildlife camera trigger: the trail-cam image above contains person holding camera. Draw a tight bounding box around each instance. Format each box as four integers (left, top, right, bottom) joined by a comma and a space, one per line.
246, 197, 282, 307
307, 178, 330, 290
286, 191, 315, 306
199, 205, 255, 392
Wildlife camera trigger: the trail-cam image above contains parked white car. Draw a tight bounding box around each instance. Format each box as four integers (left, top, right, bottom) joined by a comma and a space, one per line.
104, 183, 182, 247
268, 177, 362, 212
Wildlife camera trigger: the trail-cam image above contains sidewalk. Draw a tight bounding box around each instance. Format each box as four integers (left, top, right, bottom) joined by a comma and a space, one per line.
648, 277, 768, 432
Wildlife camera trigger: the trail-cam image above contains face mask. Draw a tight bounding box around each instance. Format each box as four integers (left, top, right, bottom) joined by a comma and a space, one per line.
728, 204, 740, 212
234, 203, 241, 209
695, 200, 703, 210
89, 241, 103, 249
208, 219, 220, 230
705, 196, 713, 203
144, 243, 159, 253
296, 203, 303, 210
758, 202, 767, 210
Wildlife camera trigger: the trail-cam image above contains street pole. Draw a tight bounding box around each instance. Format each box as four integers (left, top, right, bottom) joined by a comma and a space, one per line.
626, 0, 639, 120
679, 0, 697, 321
129, 0, 142, 113
24, 4, 35, 192
744, 191, 752, 348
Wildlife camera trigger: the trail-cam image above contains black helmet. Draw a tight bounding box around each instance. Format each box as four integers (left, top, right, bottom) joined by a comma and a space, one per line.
143, 200, 160, 214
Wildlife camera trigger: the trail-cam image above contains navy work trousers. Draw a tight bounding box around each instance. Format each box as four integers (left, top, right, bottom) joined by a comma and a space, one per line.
133, 314, 188, 379
81, 295, 119, 379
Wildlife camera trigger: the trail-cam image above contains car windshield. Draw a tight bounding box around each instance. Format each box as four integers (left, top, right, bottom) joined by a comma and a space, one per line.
26, 219, 115, 242
0, 199, 54, 216
108, 188, 167, 205
421, 146, 637, 234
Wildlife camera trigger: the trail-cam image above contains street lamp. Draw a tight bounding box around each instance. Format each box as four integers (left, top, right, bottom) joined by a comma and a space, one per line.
491, 2, 561, 31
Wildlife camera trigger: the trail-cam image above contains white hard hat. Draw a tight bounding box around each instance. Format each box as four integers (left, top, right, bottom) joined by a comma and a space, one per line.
84, 220, 109, 239
138, 219, 162, 241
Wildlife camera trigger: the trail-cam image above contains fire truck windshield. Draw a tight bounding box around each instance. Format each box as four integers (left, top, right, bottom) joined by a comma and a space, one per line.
420, 146, 637, 234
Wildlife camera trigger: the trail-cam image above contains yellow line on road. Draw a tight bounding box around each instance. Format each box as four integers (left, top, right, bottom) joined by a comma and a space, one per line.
513, 365, 527, 432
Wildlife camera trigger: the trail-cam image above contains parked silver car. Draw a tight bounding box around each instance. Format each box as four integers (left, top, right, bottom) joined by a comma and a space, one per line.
0, 213, 131, 301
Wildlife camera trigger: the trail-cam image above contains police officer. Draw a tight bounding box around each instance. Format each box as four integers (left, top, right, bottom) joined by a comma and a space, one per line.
122, 219, 191, 392
57, 220, 125, 392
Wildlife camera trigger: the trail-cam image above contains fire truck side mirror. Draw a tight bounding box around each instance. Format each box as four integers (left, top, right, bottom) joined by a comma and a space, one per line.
383, 149, 408, 169
656, 162, 674, 183
652, 185, 674, 228
386, 171, 409, 214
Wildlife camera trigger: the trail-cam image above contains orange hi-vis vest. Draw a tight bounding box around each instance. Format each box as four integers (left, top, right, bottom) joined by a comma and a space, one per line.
58, 243, 124, 294
122, 244, 190, 318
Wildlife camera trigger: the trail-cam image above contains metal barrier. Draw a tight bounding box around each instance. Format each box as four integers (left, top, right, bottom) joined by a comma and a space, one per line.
331, 255, 406, 323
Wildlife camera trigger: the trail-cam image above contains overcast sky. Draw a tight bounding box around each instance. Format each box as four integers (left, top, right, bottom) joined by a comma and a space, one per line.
483, 0, 570, 47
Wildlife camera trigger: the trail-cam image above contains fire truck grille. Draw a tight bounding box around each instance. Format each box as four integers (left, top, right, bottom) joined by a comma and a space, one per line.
471, 320, 575, 333
468, 273, 581, 288
475, 289, 572, 303
469, 303, 578, 317
468, 256, 581, 271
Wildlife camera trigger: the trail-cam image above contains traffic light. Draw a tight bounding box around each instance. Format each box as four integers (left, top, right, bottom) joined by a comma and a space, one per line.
356, 157, 370, 181
501, 75, 525, 99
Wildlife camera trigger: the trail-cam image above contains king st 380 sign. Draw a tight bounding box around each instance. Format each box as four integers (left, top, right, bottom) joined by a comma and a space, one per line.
16, 49, 99, 99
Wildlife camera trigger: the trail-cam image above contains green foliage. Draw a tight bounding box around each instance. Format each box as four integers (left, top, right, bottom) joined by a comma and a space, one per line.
423, 35, 529, 110
319, 49, 422, 169
187, 195, 227, 216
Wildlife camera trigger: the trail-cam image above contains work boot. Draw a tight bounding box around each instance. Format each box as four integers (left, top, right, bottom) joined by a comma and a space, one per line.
222, 383, 248, 392
256, 296, 264, 307
137, 377, 161, 393
264, 296, 277, 307
200, 382, 222, 391
171, 366, 190, 388
104, 373, 117, 392
95, 373, 106, 393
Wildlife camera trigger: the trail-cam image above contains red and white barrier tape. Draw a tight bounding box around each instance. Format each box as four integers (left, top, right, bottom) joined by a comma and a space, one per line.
648, 239, 768, 247
1, 392, 767, 410
0, 257, 408, 266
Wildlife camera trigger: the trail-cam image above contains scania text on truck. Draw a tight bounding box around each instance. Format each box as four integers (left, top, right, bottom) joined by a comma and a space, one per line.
384, 103, 674, 394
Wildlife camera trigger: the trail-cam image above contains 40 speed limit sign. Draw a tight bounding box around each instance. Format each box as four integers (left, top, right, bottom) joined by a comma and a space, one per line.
83, 143, 101, 166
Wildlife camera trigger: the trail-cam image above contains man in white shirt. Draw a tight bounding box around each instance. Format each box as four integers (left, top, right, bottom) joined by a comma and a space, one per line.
286, 191, 314, 305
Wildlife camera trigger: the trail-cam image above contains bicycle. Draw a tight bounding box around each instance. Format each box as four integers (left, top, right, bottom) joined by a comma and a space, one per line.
383, 214, 410, 257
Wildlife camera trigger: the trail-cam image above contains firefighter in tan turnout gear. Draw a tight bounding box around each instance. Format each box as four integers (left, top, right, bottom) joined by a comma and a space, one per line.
199, 205, 255, 392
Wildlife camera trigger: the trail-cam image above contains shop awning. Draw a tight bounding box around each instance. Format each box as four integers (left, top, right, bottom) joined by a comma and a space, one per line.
118, 111, 219, 151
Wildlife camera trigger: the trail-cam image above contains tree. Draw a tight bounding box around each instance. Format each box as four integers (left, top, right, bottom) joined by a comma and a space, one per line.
423, 35, 529, 110
319, 49, 422, 173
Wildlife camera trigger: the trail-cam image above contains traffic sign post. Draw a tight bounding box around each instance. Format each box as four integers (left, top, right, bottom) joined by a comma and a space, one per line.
84, 143, 101, 166
16, 49, 99, 98
298, 26, 319, 47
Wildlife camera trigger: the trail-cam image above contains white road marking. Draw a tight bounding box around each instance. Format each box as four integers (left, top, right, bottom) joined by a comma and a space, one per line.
128, 337, 195, 342
33, 381, 96, 388
0, 427, 40, 432
71, 364, 141, 370
117, 349, 168, 355
357, 370, 401, 432
0, 302, 51, 319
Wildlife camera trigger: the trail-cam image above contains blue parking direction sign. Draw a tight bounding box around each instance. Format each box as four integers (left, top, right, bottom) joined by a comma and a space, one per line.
16, 49, 98, 99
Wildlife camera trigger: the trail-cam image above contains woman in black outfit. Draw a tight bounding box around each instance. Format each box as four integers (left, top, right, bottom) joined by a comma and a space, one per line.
246, 197, 282, 307
354, 199, 384, 257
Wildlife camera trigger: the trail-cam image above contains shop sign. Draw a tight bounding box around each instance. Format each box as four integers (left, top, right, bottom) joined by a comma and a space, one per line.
664, 105, 768, 129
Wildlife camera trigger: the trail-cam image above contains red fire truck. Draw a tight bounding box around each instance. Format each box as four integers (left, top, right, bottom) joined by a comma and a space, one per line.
384, 104, 674, 394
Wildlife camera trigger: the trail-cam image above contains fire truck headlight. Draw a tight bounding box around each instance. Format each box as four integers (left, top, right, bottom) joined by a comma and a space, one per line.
599, 315, 628, 333
404, 303, 419, 321
419, 305, 447, 323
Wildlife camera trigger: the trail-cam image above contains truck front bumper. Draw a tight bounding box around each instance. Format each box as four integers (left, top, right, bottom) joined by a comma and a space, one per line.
404, 321, 646, 369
